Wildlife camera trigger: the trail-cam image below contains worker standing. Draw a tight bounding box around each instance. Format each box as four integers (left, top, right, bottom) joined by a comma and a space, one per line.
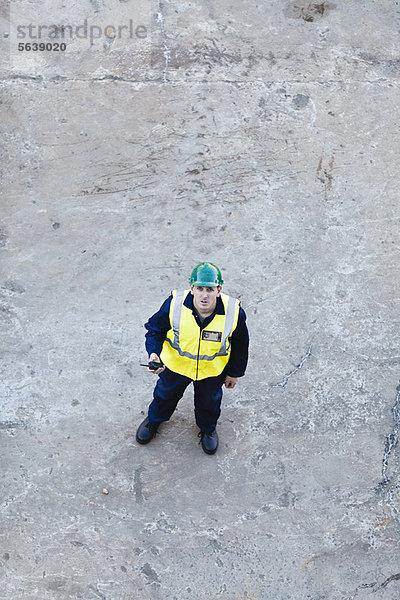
136, 262, 249, 454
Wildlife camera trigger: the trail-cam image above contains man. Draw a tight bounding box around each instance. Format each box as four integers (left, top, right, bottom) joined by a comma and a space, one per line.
136, 262, 249, 455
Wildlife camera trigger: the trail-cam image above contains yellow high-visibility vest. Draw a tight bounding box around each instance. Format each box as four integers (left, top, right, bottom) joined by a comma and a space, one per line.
160, 289, 240, 380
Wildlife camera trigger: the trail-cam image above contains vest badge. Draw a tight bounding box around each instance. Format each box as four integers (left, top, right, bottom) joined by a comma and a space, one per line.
202, 330, 222, 342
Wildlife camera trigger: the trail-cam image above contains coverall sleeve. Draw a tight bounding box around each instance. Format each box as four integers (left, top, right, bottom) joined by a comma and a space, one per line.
144, 295, 172, 358
225, 306, 249, 378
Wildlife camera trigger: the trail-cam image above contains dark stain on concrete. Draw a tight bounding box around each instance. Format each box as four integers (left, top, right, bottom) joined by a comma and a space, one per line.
71, 540, 95, 555
89, 0, 101, 13
279, 489, 297, 508
134, 466, 145, 504
293, 93, 310, 108
2, 280, 25, 294
359, 52, 400, 75
141, 563, 160, 584
285, 2, 335, 22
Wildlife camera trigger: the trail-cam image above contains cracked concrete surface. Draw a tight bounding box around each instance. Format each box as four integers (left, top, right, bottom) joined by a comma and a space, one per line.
270, 345, 313, 388
379, 386, 400, 509
1, 1, 400, 599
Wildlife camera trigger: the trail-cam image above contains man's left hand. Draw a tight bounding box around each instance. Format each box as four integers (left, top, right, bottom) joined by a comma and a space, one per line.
224, 376, 238, 389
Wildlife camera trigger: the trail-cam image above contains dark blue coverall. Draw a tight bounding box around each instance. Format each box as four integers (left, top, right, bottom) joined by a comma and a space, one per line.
144, 291, 249, 433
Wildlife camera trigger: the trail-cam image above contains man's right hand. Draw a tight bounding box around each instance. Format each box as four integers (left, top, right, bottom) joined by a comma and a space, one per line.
148, 353, 165, 375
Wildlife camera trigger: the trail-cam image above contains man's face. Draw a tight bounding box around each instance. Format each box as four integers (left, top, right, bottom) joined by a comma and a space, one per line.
190, 285, 221, 314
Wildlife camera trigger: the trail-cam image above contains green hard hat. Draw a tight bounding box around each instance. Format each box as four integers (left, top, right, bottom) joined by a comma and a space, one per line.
189, 262, 224, 287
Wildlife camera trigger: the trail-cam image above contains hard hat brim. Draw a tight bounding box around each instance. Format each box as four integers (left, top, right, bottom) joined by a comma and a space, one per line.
190, 281, 221, 287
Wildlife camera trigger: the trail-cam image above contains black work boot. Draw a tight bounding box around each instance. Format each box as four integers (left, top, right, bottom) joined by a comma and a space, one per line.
199, 429, 219, 455
136, 417, 160, 445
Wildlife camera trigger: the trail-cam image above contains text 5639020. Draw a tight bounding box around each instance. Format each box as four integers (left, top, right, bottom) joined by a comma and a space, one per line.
18, 42, 66, 51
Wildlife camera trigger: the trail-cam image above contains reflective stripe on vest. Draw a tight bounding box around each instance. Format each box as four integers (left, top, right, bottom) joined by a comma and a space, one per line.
160, 290, 240, 380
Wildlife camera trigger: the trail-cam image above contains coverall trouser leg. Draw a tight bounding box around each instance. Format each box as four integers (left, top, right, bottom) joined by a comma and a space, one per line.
148, 368, 191, 424
193, 373, 225, 433
148, 367, 225, 433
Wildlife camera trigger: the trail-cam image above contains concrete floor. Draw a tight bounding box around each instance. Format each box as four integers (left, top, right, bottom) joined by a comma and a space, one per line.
1, 1, 400, 598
